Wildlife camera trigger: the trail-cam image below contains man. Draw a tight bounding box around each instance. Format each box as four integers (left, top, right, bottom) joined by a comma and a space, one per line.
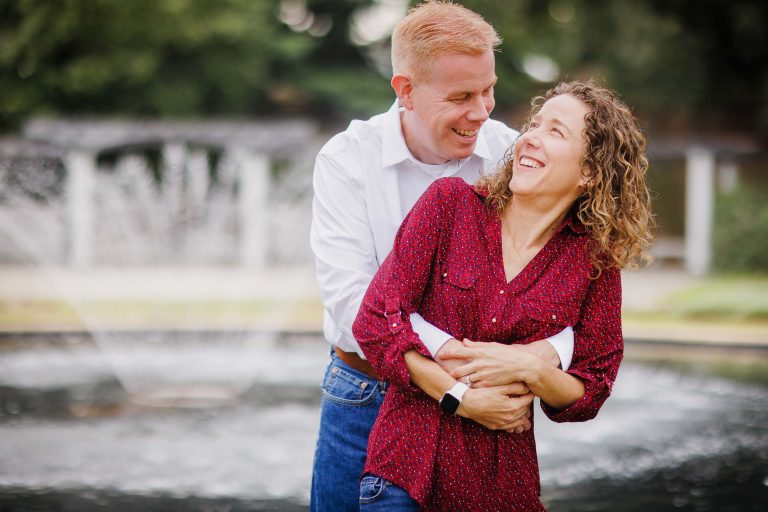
309, 2, 574, 510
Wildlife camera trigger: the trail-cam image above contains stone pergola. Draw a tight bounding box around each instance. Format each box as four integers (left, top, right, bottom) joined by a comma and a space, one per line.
1, 120, 760, 276
19, 118, 317, 269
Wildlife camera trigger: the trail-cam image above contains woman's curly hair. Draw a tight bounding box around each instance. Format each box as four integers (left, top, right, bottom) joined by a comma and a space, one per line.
480, 80, 655, 275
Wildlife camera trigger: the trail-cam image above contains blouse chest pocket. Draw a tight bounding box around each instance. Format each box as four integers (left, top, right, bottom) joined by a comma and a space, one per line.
439, 262, 479, 290
523, 300, 580, 327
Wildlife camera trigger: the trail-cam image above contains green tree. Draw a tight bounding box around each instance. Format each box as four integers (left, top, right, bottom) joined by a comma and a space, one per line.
0, 0, 390, 131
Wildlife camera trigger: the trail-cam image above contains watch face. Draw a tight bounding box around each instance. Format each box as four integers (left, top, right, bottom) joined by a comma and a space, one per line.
440, 394, 461, 415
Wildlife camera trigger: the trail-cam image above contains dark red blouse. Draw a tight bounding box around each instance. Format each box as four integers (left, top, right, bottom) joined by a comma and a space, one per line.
353, 177, 623, 512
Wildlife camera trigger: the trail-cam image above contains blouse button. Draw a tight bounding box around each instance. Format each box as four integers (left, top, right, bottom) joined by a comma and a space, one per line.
392, 323, 398, 327
491, 317, 497, 323
551, 314, 557, 320
443, 273, 448, 277
499, 290, 504, 294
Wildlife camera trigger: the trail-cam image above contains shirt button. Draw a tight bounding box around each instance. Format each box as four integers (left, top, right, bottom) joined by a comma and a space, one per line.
332, 368, 339, 374
361, 382, 368, 389
392, 323, 398, 327
491, 317, 497, 323
443, 273, 448, 277
551, 314, 557, 320
499, 290, 504, 294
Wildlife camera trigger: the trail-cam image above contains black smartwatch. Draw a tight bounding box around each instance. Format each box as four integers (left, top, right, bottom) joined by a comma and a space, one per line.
439, 382, 470, 415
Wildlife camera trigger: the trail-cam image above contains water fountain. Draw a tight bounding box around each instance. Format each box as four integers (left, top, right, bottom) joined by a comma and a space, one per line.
1, 127, 767, 510
0, 120, 319, 407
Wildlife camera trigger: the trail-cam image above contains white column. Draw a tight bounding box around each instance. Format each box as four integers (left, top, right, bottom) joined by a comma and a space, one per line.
684, 147, 716, 276
236, 149, 270, 268
718, 159, 739, 194
66, 149, 96, 268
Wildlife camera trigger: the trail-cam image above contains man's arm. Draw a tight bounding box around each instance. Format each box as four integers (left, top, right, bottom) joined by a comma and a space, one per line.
311, 152, 380, 357
311, 152, 484, 360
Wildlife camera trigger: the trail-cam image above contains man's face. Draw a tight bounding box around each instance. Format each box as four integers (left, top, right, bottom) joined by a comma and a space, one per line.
399, 49, 497, 164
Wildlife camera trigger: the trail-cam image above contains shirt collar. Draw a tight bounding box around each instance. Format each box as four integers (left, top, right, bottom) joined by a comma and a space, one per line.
381, 100, 496, 168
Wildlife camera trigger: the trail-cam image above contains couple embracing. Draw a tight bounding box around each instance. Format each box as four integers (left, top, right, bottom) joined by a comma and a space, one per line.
309, 2, 653, 511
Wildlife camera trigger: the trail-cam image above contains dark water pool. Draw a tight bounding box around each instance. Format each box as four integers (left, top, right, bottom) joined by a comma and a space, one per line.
0, 333, 766, 511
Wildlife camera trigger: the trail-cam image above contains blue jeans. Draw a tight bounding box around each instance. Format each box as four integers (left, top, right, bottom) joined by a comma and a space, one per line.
359, 474, 420, 512
310, 350, 388, 512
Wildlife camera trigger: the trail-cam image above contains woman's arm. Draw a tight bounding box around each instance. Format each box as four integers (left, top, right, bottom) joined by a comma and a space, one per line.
352, 179, 454, 387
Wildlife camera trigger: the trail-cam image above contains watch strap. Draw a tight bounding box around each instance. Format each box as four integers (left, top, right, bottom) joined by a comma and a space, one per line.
439, 382, 469, 415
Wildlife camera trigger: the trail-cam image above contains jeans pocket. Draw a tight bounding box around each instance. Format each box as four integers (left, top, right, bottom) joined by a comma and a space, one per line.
359, 474, 387, 503
321, 362, 379, 406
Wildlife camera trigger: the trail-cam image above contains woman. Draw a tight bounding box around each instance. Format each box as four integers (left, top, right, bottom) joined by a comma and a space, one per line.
352, 80, 653, 511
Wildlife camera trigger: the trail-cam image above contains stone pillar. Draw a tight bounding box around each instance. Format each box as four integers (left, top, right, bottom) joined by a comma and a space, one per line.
684, 147, 716, 276
66, 149, 96, 268
235, 149, 270, 268
162, 142, 186, 220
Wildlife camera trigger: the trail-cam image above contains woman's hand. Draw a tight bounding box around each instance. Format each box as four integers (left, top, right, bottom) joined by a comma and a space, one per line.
442, 339, 545, 388
457, 382, 534, 433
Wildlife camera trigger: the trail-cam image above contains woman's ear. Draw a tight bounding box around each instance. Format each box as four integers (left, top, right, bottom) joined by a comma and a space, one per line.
391, 74, 415, 110
578, 168, 594, 192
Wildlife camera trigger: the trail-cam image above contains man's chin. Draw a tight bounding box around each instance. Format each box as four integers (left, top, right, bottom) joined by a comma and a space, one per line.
450, 148, 475, 161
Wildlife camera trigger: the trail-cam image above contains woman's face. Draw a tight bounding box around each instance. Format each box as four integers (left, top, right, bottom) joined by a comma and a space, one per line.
509, 94, 590, 203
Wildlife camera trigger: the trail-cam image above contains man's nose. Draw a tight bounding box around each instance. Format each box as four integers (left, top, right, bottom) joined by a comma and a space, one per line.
466, 95, 491, 122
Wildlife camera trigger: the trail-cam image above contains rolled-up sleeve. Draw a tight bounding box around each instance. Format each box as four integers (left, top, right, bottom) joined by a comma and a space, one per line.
542, 266, 623, 422
353, 180, 453, 387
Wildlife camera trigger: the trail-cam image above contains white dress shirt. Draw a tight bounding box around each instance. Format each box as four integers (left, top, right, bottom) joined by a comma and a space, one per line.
310, 101, 574, 370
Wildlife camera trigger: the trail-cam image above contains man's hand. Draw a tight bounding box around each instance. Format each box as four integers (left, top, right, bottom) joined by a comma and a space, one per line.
434, 338, 468, 374
440, 340, 541, 388
521, 338, 562, 368
457, 382, 534, 433
441, 338, 562, 388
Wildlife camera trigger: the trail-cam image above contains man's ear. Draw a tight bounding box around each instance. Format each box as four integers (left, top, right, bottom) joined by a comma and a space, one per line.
391, 74, 415, 110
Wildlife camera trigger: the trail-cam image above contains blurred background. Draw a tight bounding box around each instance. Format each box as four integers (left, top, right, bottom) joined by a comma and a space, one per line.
0, 1, 766, 511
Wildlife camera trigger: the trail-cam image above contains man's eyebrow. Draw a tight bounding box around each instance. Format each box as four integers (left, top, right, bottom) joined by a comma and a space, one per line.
446, 77, 498, 97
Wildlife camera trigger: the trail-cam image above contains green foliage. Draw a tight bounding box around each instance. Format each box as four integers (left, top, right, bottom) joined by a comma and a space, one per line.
0, 0, 386, 129
460, 0, 768, 135
713, 184, 768, 272
1, 0, 767, 137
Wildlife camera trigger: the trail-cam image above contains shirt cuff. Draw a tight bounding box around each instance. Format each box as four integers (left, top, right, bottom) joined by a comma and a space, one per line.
548, 326, 574, 371
409, 313, 453, 357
